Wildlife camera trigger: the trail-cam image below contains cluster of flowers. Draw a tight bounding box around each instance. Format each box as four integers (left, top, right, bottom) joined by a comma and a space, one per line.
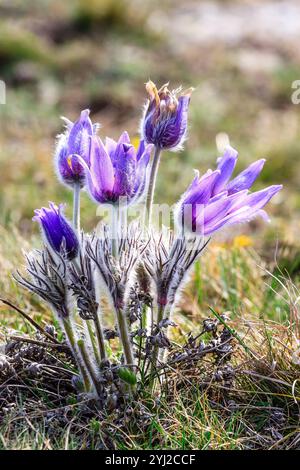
16, 81, 282, 399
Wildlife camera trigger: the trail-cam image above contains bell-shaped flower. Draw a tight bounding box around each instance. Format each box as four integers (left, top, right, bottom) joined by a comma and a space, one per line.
141, 81, 193, 150
33, 202, 79, 259
176, 146, 282, 236
77, 132, 153, 206
55, 109, 98, 188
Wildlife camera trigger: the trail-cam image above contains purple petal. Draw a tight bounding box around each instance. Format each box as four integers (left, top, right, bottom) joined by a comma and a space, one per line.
161, 95, 190, 149
86, 137, 114, 202
204, 206, 250, 235
105, 137, 117, 159
67, 109, 93, 160
209, 190, 228, 203
227, 159, 266, 194
205, 185, 282, 234
171, 94, 190, 143
234, 185, 282, 214
118, 131, 131, 145
136, 139, 146, 161
183, 170, 220, 205
212, 146, 238, 195
136, 140, 153, 161
112, 144, 136, 198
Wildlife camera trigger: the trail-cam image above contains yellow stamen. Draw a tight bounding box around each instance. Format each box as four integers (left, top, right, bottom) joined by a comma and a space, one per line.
146, 80, 160, 107
67, 156, 73, 170
182, 87, 195, 97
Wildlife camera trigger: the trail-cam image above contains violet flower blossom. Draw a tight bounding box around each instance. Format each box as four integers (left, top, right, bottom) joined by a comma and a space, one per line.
55, 109, 98, 188
33, 202, 79, 259
142, 81, 192, 150
177, 146, 282, 236
77, 132, 153, 206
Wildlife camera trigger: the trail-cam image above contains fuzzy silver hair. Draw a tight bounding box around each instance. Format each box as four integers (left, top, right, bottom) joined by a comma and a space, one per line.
86, 223, 147, 310
14, 247, 69, 318
144, 231, 210, 309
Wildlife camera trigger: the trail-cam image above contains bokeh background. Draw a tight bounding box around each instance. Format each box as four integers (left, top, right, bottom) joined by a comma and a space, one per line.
1, 0, 300, 320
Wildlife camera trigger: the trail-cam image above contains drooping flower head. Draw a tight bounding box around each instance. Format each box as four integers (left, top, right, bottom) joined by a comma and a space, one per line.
55, 109, 98, 188
177, 146, 282, 236
77, 132, 153, 206
33, 202, 79, 259
141, 81, 193, 150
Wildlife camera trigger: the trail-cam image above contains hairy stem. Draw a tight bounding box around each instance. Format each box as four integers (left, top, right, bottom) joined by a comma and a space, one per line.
111, 206, 118, 258
94, 313, 107, 361
77, 339, 102, 396
149, 303, 167, 388
145, 147, 162, 229
116, 307, 135, 367
86, 320, 101, 364
62, 317, 91, 392
93, 270, 107, 362
73, 182, 81, 235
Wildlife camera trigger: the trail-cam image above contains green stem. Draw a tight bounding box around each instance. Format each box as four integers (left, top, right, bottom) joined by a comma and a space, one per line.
94, 313, 107, 361
116, 307, 135, 366
93, 270, 107, 362
111, 205, 118, 258
149, 304, 165, 387
62, 317, 90, 392
194, 260, 203, 305
77, 339, 102, 395
145, 147, 162, 229
73, 182, 81, 235
86, 321, 101, 364
158, 303, 174, 364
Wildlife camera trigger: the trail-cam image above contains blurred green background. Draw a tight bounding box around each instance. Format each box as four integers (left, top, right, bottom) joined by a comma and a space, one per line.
0, 0, 299, 244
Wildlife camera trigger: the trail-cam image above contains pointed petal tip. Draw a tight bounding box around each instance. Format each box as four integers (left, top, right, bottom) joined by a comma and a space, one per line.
118, 130, 131, 145
32, 209, 41, 221
48, 201, 57, 210
80, 109, 90, 118
258, 210, 271, 223
224, 145, 238, 158
271, 184, 283, 193
254, 158, 266, 168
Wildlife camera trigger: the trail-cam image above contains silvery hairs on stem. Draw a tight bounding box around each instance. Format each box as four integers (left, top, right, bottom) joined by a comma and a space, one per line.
86, 222, 148, 311
144, 229, 210, 313
14, 246, 69, 319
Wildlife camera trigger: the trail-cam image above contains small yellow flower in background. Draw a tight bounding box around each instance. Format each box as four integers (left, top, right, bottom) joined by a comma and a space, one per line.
233, 235, 253, 248
131, 136, 140, 150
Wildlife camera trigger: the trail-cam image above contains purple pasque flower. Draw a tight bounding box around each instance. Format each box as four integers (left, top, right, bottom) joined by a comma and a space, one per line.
77, 132, 153, 205
33, 202, 79, 259
55, 109, 98, 188
177, 146, 282, 236
142, 80, 193, 150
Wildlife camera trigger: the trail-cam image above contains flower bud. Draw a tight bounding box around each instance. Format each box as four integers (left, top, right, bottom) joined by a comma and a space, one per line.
55, 109, 98, 188
33, 202, 79, 259
141, 80, 193, 150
